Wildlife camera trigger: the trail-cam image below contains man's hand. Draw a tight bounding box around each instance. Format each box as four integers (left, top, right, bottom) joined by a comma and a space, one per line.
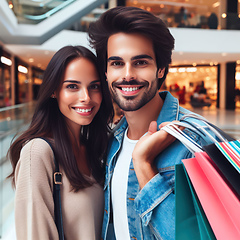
132, 121, 178, 189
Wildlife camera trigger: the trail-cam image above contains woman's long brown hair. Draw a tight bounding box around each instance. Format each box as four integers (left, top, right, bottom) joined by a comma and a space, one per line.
7, 46, 113, 191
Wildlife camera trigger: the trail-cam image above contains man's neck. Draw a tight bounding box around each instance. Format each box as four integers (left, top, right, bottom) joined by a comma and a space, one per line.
124, 93, 163, 140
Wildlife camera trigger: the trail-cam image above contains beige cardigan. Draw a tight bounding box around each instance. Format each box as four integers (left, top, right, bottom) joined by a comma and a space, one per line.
14, 138, 104, 240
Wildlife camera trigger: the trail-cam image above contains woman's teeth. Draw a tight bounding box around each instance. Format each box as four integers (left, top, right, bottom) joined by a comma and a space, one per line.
75, 108, 92, 113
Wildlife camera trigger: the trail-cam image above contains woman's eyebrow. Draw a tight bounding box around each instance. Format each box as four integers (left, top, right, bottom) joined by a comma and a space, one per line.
63, 80, 100, 84
63, 80, 81, 84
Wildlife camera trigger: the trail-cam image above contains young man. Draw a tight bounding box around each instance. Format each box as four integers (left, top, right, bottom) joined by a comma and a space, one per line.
88, 6, 213, 240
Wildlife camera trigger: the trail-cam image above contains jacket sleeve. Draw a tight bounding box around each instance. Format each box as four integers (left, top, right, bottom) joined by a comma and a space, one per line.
133, 148, 193, 238
14, 138, 59, 240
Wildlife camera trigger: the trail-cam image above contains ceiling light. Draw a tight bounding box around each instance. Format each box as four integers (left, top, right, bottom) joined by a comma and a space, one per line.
169, 68, 177, 73
222, 13, 227, 18
213, 2, 220, 8
236, 72, 240, 81
18, 65, 28, 74
178, 68, 185, 73
186, 67, 197, 72
1, 56, 12, 66
29, 58, 34, 63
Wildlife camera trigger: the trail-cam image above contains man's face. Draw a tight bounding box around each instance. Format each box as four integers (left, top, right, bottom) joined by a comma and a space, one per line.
106, 32, 164, 111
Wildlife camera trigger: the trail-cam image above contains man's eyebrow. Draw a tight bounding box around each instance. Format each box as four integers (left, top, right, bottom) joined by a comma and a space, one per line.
107, 54, 153, 62
107, 56, 123, 62
131, 54, 153, 61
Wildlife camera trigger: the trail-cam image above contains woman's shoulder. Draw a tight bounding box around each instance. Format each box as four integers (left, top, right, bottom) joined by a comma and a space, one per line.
20, 138, 55, 167
22, 138, 53, 153
16, 138, 55, 185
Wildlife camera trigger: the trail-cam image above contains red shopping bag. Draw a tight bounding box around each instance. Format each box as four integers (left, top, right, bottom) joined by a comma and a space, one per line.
182, 152, 240, 240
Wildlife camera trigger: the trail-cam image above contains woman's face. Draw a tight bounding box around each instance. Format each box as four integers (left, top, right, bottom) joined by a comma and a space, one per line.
56, 57, 102, 133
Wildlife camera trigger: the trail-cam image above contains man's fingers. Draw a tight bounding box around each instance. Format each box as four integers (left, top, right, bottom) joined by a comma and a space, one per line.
148, 121, 158, 135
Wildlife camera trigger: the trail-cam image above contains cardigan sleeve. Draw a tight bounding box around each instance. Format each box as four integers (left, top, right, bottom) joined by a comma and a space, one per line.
14, 138, 59, 240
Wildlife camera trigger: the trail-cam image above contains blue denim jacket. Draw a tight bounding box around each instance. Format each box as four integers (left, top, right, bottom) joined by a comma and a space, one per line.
102, 91, 214, 240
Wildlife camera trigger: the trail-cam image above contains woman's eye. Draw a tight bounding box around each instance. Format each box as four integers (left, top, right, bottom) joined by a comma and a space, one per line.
66, 84, 78, 90
89, 84, 101, 90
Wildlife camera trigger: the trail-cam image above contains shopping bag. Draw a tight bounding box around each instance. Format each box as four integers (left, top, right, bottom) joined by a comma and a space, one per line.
203, 142, 240, 198
162, 113, 240, 198
182, 152, 240, 240
175, 164, 216, 240
161, 113, 240, 239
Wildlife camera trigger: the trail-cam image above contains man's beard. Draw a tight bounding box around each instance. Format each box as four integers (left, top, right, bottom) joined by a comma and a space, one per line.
110, 79, 158, 112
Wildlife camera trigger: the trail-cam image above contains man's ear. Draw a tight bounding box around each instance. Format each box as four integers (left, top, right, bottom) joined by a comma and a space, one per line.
158, 68, 165, 78
105, 72, 108, 81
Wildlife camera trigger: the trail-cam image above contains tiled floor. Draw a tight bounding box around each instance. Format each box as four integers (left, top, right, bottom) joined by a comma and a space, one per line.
1, 105, 240, 240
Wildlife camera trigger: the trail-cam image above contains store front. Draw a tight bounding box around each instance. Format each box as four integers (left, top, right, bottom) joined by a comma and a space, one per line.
235, 63, 240, 108
0, 49, 12, 108
32, 67, 44, 100
164, 65, 218, 108
15, 57, 30, 104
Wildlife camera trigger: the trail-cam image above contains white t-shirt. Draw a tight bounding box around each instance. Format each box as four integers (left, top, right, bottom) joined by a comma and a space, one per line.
111, 129, 138, 240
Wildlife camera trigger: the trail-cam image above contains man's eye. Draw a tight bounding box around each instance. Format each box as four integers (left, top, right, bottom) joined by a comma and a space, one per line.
135, 60, 147, 66
66, 84, 78, 89
111, 61, 123, 66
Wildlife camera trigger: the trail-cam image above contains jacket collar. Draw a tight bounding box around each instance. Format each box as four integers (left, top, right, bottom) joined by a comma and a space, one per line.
156, 91, 180, 128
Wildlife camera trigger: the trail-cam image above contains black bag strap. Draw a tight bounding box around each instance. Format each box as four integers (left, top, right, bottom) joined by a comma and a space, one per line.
40, 138, 65, 240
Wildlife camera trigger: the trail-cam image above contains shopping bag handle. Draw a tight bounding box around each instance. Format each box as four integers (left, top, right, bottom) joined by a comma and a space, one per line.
161, 113, 235, 154
161, 122, 203, 154
180, 113, 235, 142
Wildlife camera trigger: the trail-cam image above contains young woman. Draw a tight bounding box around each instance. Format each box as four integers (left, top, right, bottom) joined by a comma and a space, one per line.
8, 45, 113, 240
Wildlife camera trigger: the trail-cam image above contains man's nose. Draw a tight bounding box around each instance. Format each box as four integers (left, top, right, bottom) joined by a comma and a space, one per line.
123, 63, 135, 81
79, 88, 90, 102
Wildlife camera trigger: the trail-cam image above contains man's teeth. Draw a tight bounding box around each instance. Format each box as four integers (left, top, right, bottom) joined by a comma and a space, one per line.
75, 108, 92, 113
121, 87, 139, 92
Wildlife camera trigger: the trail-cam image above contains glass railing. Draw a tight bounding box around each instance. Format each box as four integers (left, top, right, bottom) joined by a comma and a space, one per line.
0, 102, 35, 239
6, 0, 240, 30
7, 0, 77, 24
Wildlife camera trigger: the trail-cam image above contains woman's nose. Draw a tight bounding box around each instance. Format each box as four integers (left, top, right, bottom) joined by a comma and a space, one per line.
79, 88, 90, 102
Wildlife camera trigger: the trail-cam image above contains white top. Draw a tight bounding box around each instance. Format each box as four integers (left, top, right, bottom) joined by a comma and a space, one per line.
14, 138, 104, 240
111, 130, 138, 240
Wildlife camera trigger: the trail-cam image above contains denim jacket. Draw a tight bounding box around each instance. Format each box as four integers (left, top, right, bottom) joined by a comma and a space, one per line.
102, 91, 215, 240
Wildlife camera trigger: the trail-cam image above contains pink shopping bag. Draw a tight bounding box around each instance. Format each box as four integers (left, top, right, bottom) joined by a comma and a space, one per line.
182, 152, 240, 240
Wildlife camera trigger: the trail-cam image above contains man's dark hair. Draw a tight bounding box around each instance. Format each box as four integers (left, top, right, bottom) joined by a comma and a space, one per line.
88, 6, 175, 89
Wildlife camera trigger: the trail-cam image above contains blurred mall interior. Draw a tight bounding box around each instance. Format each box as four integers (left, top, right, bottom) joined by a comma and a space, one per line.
0, 0, 240, 239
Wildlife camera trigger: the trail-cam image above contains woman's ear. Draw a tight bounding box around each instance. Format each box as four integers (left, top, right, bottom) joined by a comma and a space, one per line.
158, 68, 165, 78
51, 92, 56, 98
105, 72, 108, 81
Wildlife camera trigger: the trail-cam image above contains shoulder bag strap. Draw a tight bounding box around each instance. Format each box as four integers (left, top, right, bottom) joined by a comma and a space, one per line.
40, 138, 65, 240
